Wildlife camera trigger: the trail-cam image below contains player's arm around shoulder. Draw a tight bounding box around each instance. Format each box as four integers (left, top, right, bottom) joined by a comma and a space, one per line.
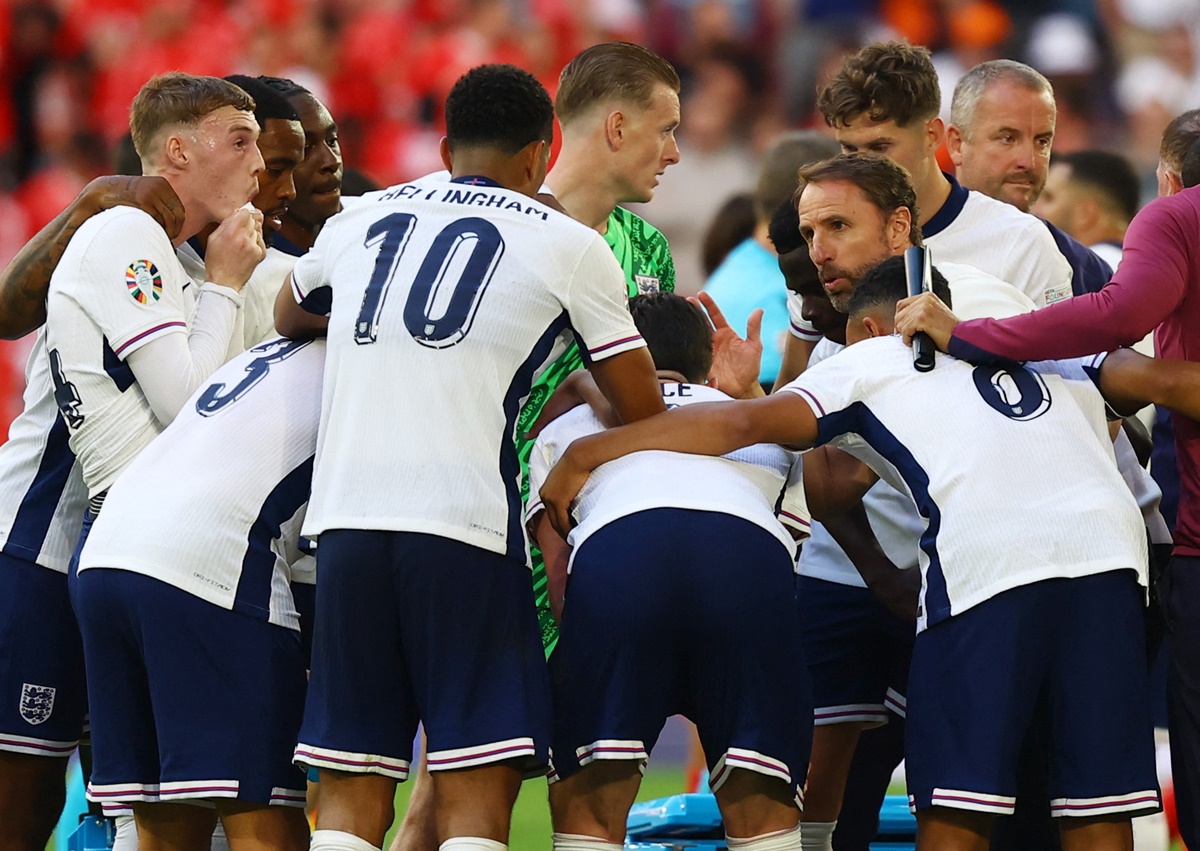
275, 272, 329, 339
0, 176, 183, 339
539, 391, 819, 537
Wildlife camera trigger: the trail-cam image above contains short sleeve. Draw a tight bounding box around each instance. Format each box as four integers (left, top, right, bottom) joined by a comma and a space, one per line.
289, 226, 334, 316
524, 432, 558, 523
563, 235, 646, 362
787, 291, 821, 341
1005, 220, 1074, 307
72, 212, 190, 359
778, 343, 875, 445
777, 453, 811, 540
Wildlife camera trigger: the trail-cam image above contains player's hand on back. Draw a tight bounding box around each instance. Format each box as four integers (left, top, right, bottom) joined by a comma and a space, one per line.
894, 292, 959, 352
205, 207, 267, 291
540, 447, 591, 539
692, 291, 764, 399
82, 175, 185, 242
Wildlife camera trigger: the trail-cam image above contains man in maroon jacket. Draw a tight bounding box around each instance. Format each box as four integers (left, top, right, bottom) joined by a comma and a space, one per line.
894, 183, 1200, 848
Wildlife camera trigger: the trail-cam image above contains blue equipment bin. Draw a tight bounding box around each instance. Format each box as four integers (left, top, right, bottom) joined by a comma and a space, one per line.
67, 815, 115, 851
623, 793, 916, 851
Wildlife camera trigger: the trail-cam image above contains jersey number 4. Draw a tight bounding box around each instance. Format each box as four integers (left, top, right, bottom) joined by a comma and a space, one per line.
48, 348, 85, 429
355, 213, 505, 348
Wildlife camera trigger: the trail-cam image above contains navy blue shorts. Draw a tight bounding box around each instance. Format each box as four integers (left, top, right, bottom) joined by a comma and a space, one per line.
73, 568, 308, 808
906, 570, 1159, 818
549, 509, 811, 803
796, 575, 913, 726
0, 552, 87, 756
296, 530, 551, 780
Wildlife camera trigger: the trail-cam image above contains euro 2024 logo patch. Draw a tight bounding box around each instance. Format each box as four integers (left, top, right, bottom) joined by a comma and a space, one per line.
126, 259, 162, 304
19, 683, 55, 725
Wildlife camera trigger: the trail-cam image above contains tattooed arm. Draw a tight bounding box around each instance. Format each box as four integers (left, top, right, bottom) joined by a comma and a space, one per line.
0, 176, 184, 339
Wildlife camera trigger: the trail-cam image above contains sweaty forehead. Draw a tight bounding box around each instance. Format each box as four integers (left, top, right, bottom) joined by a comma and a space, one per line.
198, 106, 258, 135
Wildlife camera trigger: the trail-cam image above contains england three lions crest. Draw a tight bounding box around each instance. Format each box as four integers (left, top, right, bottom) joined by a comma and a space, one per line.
634, 275, 660, 294
19, 683, 55, 725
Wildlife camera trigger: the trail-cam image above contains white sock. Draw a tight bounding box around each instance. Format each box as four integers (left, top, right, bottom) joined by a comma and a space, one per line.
438, 840, 507, 851
311, 830, 383, 851
551, 832, 623, 851
111, 816, 138, 851
798, 820, 836, 851
727, 823, 804, 850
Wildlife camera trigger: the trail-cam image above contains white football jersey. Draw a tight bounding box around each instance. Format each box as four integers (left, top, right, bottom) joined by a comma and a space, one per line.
0, 331, 88, 573
79, 338, 324, 630
924, 176, 1074, 308
785, 338, 1147, 631
45, 208, 202, 496
798, 262, 1036, 587
292, 177, 647, 559
526, 382, 805, 563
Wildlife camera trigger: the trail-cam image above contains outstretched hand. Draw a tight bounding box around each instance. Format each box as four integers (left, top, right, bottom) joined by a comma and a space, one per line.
691, 291, 764, 399
893, 292, 959, 352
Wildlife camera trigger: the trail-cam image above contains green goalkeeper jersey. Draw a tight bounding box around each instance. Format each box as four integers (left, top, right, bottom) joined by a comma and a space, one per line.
515, 206, 675, 656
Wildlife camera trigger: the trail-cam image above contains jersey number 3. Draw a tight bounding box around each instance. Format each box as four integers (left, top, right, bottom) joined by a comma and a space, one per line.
355, 213, 505, 349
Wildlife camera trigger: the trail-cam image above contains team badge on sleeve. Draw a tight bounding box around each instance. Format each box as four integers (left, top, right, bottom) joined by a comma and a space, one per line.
19, 683, 55, 725
125, 260, 163, 304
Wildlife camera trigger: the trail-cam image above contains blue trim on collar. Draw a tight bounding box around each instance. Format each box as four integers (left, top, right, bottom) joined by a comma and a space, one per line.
922, 173, 969, 239
270, 233, 307, 258
186, 236, 206, 259
450, 175, 503, 187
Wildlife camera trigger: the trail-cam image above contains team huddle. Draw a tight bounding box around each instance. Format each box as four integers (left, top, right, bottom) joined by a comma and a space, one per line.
0, 35, 1198, 851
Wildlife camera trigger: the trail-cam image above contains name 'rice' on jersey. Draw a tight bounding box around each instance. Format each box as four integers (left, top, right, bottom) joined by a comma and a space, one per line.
79, 338, 324, 630
290, 177, 647, 560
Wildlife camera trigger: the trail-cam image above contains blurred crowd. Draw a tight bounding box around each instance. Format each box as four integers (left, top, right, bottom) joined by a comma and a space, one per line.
1, 0, 1199, 297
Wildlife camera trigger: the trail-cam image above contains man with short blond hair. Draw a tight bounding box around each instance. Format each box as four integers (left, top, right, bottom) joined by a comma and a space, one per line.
36, 71, 265, 844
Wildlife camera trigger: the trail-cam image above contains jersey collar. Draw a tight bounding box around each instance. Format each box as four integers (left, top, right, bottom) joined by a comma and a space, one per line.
922, 172, 969, 239
450, 175, 503, 187
270, 232, 308, 257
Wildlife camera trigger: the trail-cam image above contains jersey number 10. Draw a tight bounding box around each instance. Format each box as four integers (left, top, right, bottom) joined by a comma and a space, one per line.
356, 213, 506, 349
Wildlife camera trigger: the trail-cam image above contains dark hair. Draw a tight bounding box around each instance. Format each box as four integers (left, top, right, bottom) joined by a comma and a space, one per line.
258, 75, 311, 100
130, 72, 255, 160
629, 292, 713, 384
113, 132, 141, 176
798, 153, 922, 247
755, 131, 841, 222
225, 75, 301, 126
847, 255, 952, 320
1181, 138, 1200, 190
767, 196, 803, 255
701, 193, 756, 276
556, 42, 680, 126
1160, 108, 1200, 173
1056, 150, 1141, 222
445, 64, 554, 154
817, 41, 940, 130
